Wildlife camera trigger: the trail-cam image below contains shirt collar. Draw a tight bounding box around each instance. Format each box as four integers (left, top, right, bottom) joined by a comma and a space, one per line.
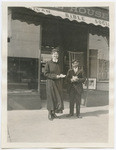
52, 59, 58, 63
73, 67, 78, 73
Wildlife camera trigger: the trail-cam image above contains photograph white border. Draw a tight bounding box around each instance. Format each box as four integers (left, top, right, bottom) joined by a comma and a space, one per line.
1, 1, 115, 148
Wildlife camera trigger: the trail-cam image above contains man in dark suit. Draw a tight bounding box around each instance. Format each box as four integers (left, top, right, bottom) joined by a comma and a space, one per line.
67, 59, 86, 118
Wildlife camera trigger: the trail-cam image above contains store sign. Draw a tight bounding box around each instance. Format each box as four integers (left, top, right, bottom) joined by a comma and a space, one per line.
48, 7, 109, 21
29, 7, 109, 28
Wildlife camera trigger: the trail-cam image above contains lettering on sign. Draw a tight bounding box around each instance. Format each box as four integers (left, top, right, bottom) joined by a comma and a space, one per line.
65, 13, 85, 21
51, 7, 109, 21
29, 7, 109, 27
95, 19, 109, 27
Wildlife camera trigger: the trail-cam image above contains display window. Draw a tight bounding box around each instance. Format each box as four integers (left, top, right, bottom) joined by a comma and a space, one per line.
89, 34, 109, 82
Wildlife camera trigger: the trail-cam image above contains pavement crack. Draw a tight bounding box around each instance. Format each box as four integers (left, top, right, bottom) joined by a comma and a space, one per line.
7, 126, 12, 142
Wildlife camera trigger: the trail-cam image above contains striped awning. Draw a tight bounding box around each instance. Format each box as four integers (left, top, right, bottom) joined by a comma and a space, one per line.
28, 7, 109, 28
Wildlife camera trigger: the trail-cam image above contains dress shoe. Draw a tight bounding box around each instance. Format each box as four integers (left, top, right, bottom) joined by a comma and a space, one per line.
48, 114, 53, 121
66, 114, 74, 117
76, 115, 82, 119
52, 114, 60, 119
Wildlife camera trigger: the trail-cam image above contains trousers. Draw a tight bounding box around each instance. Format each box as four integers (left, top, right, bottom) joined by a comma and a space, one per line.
69, 89, 81, 116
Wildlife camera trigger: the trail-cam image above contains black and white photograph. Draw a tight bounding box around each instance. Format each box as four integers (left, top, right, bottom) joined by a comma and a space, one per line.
1, 1, 115, 148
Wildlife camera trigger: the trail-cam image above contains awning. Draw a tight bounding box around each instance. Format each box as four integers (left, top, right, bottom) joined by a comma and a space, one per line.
28, 7, 109, 28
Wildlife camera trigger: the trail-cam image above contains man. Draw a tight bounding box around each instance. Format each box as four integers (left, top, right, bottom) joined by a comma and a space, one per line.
44, 48, 66, 121
66, 59, 86, 118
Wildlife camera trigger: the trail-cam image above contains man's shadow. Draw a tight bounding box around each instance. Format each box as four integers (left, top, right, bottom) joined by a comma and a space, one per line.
59, 110, 108, 119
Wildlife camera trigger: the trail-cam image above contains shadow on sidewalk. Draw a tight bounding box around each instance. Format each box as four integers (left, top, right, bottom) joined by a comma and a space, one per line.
58, 114, 77, 119
81, 110, 108, 117
58, 109, 108, 119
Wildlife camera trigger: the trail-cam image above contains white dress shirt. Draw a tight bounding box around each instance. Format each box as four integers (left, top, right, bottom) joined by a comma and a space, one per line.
52, 59, 58, 62
73, 67, 78, 73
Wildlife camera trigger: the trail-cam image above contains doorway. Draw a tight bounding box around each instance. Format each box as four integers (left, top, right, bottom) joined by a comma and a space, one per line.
40, 17, 88, 100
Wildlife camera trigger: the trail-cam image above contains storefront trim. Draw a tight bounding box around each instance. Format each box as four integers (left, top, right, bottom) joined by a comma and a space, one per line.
28, 7, 109, 28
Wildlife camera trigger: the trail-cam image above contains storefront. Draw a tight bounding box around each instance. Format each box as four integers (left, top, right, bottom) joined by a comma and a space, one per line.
8, 7, 109, 107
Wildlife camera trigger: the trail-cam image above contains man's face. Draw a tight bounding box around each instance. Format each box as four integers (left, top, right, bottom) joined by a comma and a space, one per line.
52, 52, 59, 59
72, 61, 79, 68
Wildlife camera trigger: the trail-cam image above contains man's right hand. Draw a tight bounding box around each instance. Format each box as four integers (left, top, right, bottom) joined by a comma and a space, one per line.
56, 75, 60, 78
71, 78, 74, 82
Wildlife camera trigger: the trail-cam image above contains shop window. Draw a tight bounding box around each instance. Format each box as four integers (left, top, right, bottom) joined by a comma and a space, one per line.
89, 50, 98, 78
89, 34, 109, 82
89, 49, 109, 81
8, 57, 38, 89
41, 48, 52, 82
98, 59, 109, 81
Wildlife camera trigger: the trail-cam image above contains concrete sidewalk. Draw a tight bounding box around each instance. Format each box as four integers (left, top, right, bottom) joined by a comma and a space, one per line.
8, 105, 109, 143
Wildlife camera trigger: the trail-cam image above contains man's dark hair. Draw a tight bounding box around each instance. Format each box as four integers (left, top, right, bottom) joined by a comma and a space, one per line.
72, 59, 79, 64
51, 48, 59, 54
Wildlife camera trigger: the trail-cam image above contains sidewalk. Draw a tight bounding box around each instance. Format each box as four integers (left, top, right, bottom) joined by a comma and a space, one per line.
8, 105, 109, 143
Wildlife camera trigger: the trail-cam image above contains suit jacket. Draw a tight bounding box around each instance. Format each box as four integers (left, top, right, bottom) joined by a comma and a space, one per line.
66, 67, 86, 94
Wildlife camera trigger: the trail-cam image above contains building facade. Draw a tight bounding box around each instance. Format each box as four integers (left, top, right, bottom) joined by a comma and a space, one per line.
8, 7, 109, 107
